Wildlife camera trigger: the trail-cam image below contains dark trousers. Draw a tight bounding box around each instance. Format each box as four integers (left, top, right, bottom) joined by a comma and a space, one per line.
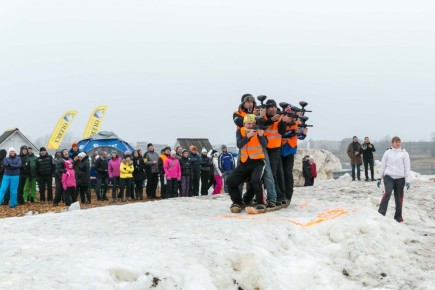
227, 159, 265, 205
166, 179, 178, 198
190, 169, 200, 196
378, 176, 405, 222
64, 186, 74, 206
268, 150, 285, 201
96, 177, 109, 200
18, 175, 27, 204
363, 159, 375, 180
38, 176, 53, 201
110, 177, 120, 199
146, 172, 158, 199
78, 185, 90, 203
281, 154, 295, 201
53, 176, 63, 205
120, 178, 133, 200
180, 176, 190, 197
134, 180, 144, 199
200, 170, 210, 196
351, 164, 361, 180
304, 177, 314, 186
159, 173, 166, 199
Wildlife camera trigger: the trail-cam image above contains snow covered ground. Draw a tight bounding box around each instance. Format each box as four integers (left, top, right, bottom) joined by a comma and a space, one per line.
1, 177, 434, 290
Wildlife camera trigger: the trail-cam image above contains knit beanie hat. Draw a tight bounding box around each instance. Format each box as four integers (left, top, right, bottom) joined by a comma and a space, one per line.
8, 147, 16, 156
243, 114, 256, 123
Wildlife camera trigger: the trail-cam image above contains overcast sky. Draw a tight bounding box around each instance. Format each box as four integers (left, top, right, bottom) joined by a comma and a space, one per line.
1, 0, 434, 147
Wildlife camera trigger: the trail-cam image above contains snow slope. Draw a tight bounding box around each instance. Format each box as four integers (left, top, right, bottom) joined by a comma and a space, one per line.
1, 178, 434, 290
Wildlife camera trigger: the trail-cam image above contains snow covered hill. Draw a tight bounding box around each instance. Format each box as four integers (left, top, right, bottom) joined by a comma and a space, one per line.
1, 178, 434, 290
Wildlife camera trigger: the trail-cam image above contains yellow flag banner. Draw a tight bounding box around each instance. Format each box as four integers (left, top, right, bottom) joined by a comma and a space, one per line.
46, 110, 78, 150
82, 106, 108, 139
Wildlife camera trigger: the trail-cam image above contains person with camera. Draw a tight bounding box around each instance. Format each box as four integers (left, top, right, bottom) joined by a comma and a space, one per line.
361, 136, 376, 181
347, 136, 363, 181
377, 136, 411, 223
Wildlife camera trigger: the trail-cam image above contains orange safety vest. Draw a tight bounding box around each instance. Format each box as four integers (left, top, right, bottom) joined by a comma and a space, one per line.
281, 122, 299, 148
239, 127, 265, 163
264, 115, 282, 149
234, 110, 247, 128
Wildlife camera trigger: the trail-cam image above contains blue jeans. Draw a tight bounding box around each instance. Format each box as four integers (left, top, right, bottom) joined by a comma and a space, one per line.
263, 150, 277, 203
222, 170, 233, 193
351, 164, 361, 180
0, 175, 20, 207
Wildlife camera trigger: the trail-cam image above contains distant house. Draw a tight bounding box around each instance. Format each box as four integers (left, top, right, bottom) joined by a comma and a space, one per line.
174, 138, 213, 152
0, 128, 39, 154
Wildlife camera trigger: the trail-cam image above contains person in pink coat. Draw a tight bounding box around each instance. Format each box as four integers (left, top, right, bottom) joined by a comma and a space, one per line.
108, 151, 122, 201
62, 160, 76, 206
164, 150, 181, 199
212, 152, 223, 195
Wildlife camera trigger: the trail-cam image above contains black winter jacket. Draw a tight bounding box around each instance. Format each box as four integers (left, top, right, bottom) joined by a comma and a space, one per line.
200, 154, 212, 172
188, 152, 201, 172
361, 143, 376, 160
180, 156, 192, 176
94, 157, 109, 178
76, 157, 91, 186
302, 160, 311, 177
132, 156, 146, 181
36, 154, 54, 177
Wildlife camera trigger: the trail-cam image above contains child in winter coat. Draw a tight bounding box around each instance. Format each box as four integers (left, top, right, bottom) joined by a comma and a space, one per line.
163, 150, 181, 199
62, 160, 76, 206
212, 152, 223, 194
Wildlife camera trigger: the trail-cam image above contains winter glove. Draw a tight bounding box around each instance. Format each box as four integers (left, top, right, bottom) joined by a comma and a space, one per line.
376, 179, 381, 188
405, 182, 410, 190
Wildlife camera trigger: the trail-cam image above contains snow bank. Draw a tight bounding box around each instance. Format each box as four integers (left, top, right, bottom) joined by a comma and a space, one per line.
1, 178, 433, 290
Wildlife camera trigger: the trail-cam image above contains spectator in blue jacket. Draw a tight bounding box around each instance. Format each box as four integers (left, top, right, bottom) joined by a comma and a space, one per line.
218, 145, 235, 193
0, 147, 22, 208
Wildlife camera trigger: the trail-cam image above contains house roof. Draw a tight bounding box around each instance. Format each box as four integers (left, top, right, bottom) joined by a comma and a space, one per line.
0, 128, 39, 152
176, 138, 213, 152
0, 129, 16, 145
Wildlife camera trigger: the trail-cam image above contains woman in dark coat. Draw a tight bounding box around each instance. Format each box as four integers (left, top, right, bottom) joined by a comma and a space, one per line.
76, 152, 91, 204
132, 150, 146, 200
302, 155, 311, 186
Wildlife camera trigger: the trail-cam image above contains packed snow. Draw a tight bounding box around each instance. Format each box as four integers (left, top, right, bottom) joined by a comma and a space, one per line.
1, 173, 434, 289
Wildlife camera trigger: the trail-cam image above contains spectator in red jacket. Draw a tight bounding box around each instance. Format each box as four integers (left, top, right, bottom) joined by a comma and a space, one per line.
309, 158, 317, 186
